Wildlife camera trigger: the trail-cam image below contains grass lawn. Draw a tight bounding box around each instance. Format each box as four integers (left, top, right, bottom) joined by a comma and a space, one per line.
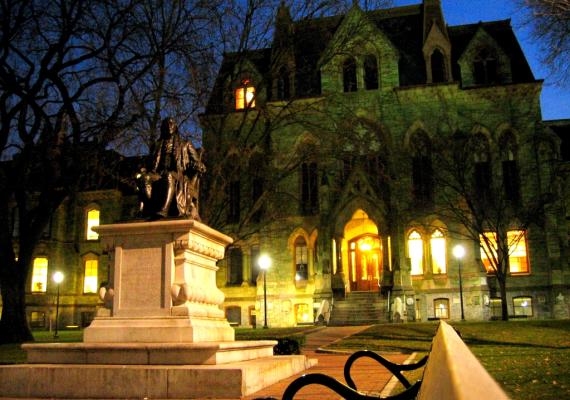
326, 320, 570, 400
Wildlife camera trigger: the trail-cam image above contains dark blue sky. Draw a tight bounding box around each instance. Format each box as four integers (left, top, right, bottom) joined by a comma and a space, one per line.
393, 0, 569, 121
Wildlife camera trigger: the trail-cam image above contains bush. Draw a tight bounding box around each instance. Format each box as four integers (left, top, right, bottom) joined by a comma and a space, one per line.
273, 335, 306, 355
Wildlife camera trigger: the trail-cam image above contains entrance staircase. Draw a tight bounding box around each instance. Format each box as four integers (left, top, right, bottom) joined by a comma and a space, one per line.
328, 291, 388, 326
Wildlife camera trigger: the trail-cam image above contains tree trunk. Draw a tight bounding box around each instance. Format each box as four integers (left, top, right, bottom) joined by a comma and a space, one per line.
498, 276, 509, 321
0, 263, 33, 343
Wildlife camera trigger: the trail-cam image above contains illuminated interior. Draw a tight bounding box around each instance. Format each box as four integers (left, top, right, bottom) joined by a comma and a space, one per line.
480, 230, 528, 273
342, 210, 382, 292
295, 303, 310, 323
31, 257, 48, 292
235, 80, 256, 110
83, 259, 98, 293
294, 236, 308, 281
408, 230, 423, 275
86, 209, 100, 240
430, 230, 446, 274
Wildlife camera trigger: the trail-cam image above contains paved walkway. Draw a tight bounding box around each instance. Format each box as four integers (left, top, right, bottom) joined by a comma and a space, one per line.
244, 326, 409, 400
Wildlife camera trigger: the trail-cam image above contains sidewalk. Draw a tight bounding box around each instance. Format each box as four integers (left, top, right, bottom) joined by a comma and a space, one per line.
244, 326, 409, 400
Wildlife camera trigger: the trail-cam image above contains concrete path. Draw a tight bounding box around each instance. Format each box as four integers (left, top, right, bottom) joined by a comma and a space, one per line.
244, 326, 409, 400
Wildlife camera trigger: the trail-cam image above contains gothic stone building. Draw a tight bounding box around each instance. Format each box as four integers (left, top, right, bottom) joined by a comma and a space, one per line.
200, 0, 569, 327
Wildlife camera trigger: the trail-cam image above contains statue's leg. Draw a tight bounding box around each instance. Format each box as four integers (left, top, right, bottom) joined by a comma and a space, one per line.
158, 173, 176, 217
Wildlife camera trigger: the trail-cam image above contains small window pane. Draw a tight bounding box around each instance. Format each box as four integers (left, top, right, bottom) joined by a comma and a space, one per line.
508, 230, 529, 273
480, 232, 497, 273
295, 303, 311, 324
434, 298, 449, 319
31, 257, 48, 293
295, 237, 308, 281
431, 230, 446, 274
408, 231, 423, 275
490, 298, 502, 319
86, 209, 100, 240
235, 82, 256, 110
30, 311, 46, 328
84, 259, 98, 294
513, 296, 532, 316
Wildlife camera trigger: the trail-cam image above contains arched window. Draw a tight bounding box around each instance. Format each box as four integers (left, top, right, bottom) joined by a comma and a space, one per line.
430, 230, 446, 274
83, 256, 98, 294
343, 57, 357, 92
471, 134, 491, 198
235, 79, 256, 109
430, 49, 446, 83
410, 131, 433, 204
363, 55, 378, 90
31, 257, 48, 293
86, 208, 100, 240
408, 230, 423, 275
434, 298, 450, 319
500, 131, 520, 202
276, 66, 290, 100
473, 49, 497, 84
227, 247, 243, 285
294, 236, 308, 281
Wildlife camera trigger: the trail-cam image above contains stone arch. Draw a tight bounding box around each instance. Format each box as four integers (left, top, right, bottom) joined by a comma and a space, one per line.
404, 121, 431, 149
333, 199, 387, 239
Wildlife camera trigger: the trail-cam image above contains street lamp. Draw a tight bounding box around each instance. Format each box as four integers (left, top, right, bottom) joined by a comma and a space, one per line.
52, 271, 64, 338
452, 245, 465, 321
258, 254, 272, 329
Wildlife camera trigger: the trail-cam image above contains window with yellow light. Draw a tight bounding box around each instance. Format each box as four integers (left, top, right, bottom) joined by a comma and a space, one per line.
430, 230, 446, 274
235, 80, 255, 110
83, 259, 98, 294
31, 257, 48, 293
408, 230, 423, 275
480, 230, 528, 274
86, 209, 100, 240
295, 303, 311, 324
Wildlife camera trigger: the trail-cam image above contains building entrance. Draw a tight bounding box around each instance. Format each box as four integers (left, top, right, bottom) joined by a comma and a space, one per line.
349, 235, 382, 291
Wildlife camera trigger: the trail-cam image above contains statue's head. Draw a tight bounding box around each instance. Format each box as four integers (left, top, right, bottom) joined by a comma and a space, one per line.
160, 117, 177, 139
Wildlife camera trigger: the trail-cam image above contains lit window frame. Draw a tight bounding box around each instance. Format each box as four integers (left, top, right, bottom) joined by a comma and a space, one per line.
408, 230, 424, 275
513, 296, 533, 317
31, 257, 48, 293
480, 230, 529, 275
430, 229, 447, 274
86, 208, 100, 241
235, 80, 256, 110
434, 298, 450, 319
83, 257, 99, 294
294, 236, 309, 282
295, 303, 311, 324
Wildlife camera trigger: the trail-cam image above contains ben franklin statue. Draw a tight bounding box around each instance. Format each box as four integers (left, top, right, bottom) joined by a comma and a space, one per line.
137, 117, 205, 220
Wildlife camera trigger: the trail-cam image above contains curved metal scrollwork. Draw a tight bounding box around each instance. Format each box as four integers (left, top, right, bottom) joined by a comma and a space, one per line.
344, 350, 428, 391
281, 372, 422, 400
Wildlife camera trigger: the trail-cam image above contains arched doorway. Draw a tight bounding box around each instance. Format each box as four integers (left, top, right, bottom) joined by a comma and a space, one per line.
342, 210, 383, 292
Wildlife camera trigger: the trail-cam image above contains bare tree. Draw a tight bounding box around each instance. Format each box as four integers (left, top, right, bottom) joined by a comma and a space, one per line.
521, 0, 570, 85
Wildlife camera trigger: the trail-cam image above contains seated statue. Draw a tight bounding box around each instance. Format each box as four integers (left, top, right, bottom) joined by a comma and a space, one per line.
136, 117, 206, 220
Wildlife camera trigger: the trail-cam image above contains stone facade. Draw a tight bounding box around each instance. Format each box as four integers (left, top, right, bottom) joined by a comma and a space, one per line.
201, 0, 569, 326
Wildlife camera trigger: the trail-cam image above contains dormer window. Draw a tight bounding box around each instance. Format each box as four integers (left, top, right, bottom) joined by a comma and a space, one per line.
430, 49, 447, 83
235, 80, 256, 109
473, 50, 497, 85
343, 57, 357, 92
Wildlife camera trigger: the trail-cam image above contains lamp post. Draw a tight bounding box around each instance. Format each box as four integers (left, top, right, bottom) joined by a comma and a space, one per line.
452, 245, 465, 321
258, 254, 271, 329
52, 271, 64, 338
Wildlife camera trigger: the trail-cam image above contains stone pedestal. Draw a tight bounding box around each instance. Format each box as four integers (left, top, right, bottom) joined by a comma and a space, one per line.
0, 220, 315, 398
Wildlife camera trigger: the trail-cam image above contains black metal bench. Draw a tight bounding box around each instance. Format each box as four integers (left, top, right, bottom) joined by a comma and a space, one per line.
281, 351, 427, 400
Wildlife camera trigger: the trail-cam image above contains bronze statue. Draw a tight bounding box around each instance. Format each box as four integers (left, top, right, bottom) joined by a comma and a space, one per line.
137, 117, 205, 220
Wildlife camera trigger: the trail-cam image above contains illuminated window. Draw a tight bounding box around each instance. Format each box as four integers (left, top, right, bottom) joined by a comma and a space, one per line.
343, 57, 357, 92
430, 230, 446, 274
480, 230, 529, 274
434, 298, 449, 319
364, 55, 378, 90
431, 49, 447, 83
294, 237, 308, 281
513, 296, 533, 317
408, 230, 423, 275
295, 303, 311, 324
31, 257, 48, 293
235, 80, 255, 109
489, 297, 502, 319
83, 259, 98, 294
86, 209, 100, 240
508, 230, 529, 274
30, 311, 46, 328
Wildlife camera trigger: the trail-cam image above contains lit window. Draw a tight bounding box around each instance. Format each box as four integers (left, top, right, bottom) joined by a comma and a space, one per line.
508, 230, 529, 274
83, 259, 98, 294
479, 232, 498, 273
31, 257, 48, 293
294, 237, 308, 281
86, 209, 100, 240
408, 230, 423, 275
434, 298, 449, 319
30, 311, 46, 328
235, 80, 255, 109
295, 303, 310, 324
431, 230, 446, 274
513, 296, 533, 317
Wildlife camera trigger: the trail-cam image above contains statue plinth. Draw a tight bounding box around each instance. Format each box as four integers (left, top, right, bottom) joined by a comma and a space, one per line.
84, 219, 234, 343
